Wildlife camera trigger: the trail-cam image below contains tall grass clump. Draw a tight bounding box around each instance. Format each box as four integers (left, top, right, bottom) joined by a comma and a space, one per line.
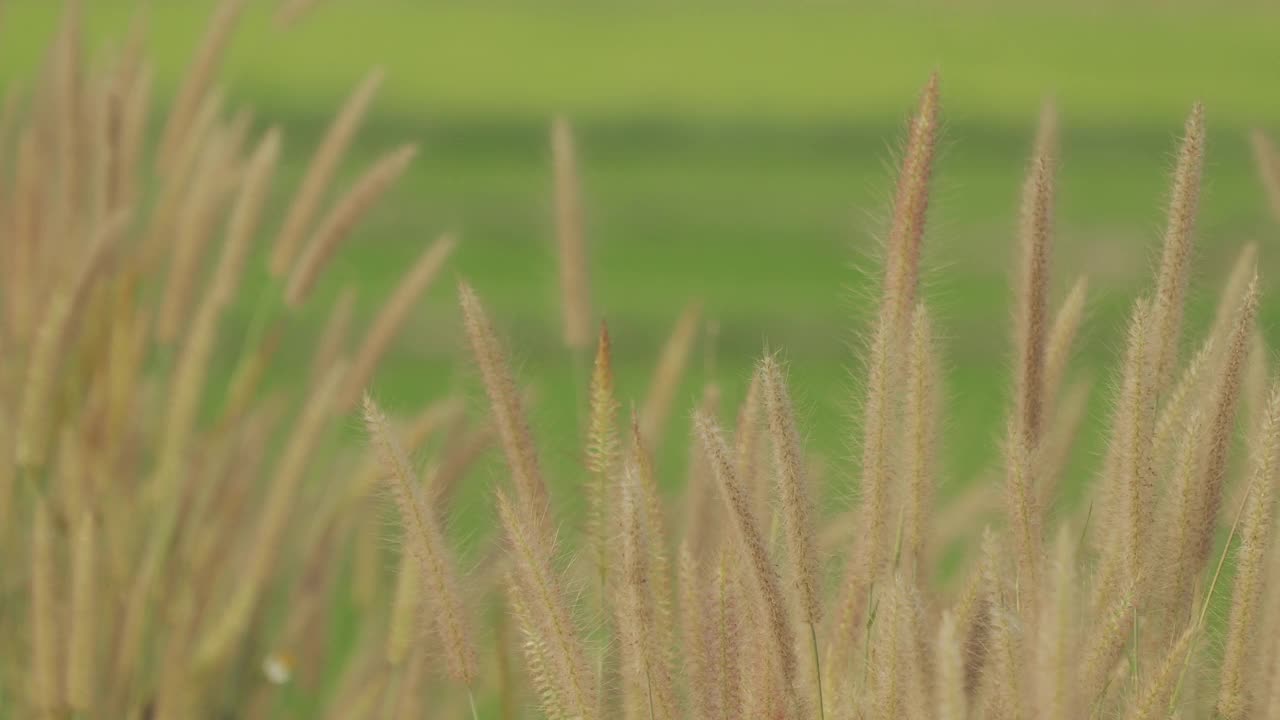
0, 2, 466, 716
5, 3, 1280, 720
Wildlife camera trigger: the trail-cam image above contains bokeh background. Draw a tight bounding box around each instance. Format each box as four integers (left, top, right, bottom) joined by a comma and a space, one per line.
2, 0, 1278, 528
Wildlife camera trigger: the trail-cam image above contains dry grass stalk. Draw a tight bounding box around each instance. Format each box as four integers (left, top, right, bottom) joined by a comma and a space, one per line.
364, 395, 478, 685
552, 117, 593, 350
872, 575, 928, 720
152, 128, 279, 502
1014, 103, 1057, 445
496, 489, 599, 719
617, 461, 680, 719
710, 542, 744, 720
509, 574, 568, 720
30, 499, 59, 713
1251, 129, 1280, 223
312, 286, 358, 385
682, 383, 723, 560
156, 0, 246, 170
585, 323, 621, 591
340, 233, 456, 407
1212, 243, 1259, 343
16, 211, 129, 470
459, 282, 549, 512
902, 304, 939, 581
275, 0, 326, 28
270, 69, 384, 275
882, 72, 940, 333
1004, 421, 1042, 615
155, 123, 237, 343
735, 368, 767, 517
285, 143, 417, 307
1037, 379, 1092, 507
1152, 335, 1215, 479
830, 76, 941, 680
1035, 527, 1077, 720
1125, 621, 1197, 720
66, 511, 95, 712
627, 415, 676, 697
1216, 381, 1280, 719
1149, 103, 1206, 391
980, 529, 1024, 720
936, 611, 967, 720
695, 411, 802, 717
761, 353, 823, 624
640, 303, 702, 450
194, 362, 346, 670
1042, 276, 1087, 421
678, 543, 718, 720
139, 87, 224, 270
1113, 297, 1157, 585
1163, 278, 1257, 620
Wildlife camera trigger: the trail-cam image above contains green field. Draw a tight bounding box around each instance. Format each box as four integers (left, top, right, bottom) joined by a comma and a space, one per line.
3, 0, 1278, 513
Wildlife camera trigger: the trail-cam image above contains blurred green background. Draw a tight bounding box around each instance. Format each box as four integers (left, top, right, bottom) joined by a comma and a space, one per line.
3, 0, 1279, 519
3, 1, 1280, 715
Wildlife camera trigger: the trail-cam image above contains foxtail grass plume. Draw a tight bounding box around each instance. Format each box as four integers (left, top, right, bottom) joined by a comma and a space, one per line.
1250, 129, 1280, 223
552, 116, 593, 351
285, 143, 417, 307
585, 322, 621, 591
829, 76, 941, 685
1149, 103, 1206, 390
1013, 102, 1057, 445
640, 303, 702, 451
340, 233, 456, 407
760, 353, 823, 625
459, 281, 550, 512
1216, 381, 1280, 719
271, 69, 384, 275
695, 411, 803, 717
1042, 276, 1087, 426
364, 395, 478, 685
156, 0, 246, 170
